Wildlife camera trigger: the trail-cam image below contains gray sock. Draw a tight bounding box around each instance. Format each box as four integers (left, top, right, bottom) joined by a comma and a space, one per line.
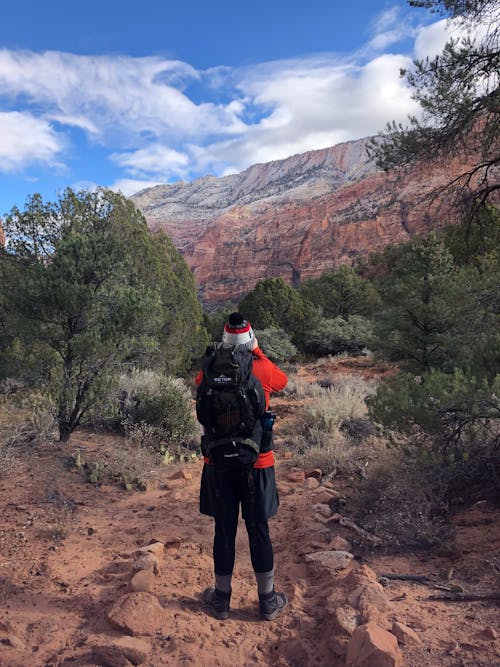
255, 569, 274, 596
215, 573, 232, 594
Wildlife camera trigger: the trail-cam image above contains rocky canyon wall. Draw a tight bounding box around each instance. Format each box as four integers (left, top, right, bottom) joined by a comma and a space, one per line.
132, 138, 466, 306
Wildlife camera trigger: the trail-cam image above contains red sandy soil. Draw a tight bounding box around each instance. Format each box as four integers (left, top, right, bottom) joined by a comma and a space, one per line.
0, 364, 498, 667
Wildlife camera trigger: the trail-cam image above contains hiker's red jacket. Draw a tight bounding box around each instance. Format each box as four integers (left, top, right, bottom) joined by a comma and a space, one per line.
195, 346, 288, 468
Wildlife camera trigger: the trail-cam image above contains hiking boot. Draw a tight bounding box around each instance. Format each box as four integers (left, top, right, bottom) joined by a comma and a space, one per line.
259, 589, 288, 621
202, 587, 231, 620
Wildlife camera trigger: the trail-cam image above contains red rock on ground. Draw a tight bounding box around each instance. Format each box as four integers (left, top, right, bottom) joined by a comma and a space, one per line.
346, 622, 403, 667
107, 593, 168, 636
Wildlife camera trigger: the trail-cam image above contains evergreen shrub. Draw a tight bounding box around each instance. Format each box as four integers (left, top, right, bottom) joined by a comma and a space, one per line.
119, 370, 198, 448
299, 315, 372, 356
254, 327, 297, 363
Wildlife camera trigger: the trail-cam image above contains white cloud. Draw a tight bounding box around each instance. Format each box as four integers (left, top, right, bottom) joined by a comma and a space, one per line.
414, 15, 490, 60
0, 50, 246, 144
111, 145, 190, 179
190, 52, 418, 174
0, 111, 64, 171
368, 6, 415, 51
414, 18, 453, 59
0, 9, 458, 187
51, 114, 99, 134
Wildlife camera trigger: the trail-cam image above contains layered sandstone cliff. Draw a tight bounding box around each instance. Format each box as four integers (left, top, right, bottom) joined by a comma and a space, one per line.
132, 138, 465, 306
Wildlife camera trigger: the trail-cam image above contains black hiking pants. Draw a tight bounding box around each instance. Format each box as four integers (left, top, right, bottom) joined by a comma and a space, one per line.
200, 466, 278, 575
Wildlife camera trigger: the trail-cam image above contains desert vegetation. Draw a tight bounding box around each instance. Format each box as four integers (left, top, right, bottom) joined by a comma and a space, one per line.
0, 188, 204, 482
202, 204, 499, 548
0, 0, 497, 558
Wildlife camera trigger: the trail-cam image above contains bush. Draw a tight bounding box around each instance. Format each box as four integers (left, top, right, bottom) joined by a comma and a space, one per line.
367, 369, 500, 501
352, 449, 453, 548
238, 277, 316, 343
119, 370, 198, 448
254, 327, 297, 363
299, 315, 372, 357
299, 265, 381, 319
7, 392, 57, 446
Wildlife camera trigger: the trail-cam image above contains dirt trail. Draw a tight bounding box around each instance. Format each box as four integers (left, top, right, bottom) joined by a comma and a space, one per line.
0, 363, 499, 666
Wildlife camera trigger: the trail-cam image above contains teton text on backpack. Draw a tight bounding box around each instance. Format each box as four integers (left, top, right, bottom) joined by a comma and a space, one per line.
196, 344, 265, 470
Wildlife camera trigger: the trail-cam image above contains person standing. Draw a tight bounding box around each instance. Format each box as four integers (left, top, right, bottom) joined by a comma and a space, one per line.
196, 312, 288, 621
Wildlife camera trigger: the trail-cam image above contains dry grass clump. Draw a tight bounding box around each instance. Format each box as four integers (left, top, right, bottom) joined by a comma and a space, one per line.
283, 377, 327, 399
101, 437, 165, 486
124, 420, 199, 464
4, 392, 56, 446
0, 394, 57, 478
280, 374, 378, 476
70, 434, 164, 490
287, 431, 385, 477
284, 375, 375, 411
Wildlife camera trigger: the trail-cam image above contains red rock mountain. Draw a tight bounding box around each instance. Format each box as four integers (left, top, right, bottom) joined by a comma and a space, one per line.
132, 137, 465, 306
0, 220, 5, 248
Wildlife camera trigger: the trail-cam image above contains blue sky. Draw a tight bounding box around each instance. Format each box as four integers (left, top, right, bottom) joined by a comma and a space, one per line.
0, 0, 459, 215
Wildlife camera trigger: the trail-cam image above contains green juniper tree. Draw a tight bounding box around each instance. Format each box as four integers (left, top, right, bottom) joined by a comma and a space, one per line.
0, 188, 203, 442
299, 265, 380, 319
369, 0, 499, 211
371, 233, 465, 373
238, 277, 316, 344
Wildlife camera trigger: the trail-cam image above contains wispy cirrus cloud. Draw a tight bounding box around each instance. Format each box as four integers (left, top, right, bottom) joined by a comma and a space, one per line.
0, 9, 468, 194
0, 50, 245, 141
367, 6, 416, 50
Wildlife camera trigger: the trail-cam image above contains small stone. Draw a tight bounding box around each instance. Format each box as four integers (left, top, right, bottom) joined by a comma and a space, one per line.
391, 621, 422, 646
305, 550, 353, 571
328, 536, 352, 552
164, 536, 182, 550
482, 625, 497, 640
326, 513, 343, 523
345, 565, 379, 589
133, 553, 160, 575
333, 604, 360, 636
283, 451, 293, 460
305, 468, 322, 479
170, 469, 192, 480
304, 477, 320, 490
288, 470, 306, 483
137, 542, 164, 559
130, 569, 156, 592
312, 490, 339, 505
349, 583, 392, 626
312, 503, 332, 518
347, 622, 403, 667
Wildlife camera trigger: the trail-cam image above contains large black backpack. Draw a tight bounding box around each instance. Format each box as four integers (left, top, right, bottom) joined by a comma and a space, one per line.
196, 343, 266, 470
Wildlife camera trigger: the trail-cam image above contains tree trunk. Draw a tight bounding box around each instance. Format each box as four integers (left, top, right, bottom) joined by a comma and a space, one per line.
58, 422, 72, 442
